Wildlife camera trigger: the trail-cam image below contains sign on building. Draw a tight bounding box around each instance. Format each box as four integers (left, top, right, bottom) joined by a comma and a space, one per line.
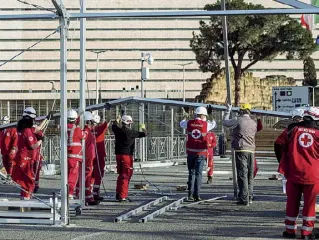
272, 86, 309, 112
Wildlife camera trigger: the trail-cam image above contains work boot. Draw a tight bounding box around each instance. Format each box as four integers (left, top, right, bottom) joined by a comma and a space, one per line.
187, 195, 194, 202
118, 198, 128, 202
94, 195, 104, 201
85, 200, 100, 206
33, 186, 39, 193
194, 196, 202, 202
115, 193, 120, 201
282, 231, 296, 239
207, 176, 213, 184
301, 234, 315, 240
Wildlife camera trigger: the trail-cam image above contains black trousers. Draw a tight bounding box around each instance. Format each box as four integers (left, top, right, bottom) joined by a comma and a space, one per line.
235, 151, 254, 202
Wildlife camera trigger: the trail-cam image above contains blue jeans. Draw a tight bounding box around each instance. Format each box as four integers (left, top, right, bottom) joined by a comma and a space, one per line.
187, 154, 206, 197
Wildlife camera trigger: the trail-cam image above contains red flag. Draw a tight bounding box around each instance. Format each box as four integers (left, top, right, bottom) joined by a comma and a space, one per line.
301, 14, 314, 31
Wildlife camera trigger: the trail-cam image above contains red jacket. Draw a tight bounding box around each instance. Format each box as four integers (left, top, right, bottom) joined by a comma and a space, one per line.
84, 125, 96, 160
279, 121, 319, 184
67, 123, 86, 161
207, 132, 217, 157
0, 128, 18, 156
16, 128, 37, 162
92, 122, 108, 158
186, 119, 208, 156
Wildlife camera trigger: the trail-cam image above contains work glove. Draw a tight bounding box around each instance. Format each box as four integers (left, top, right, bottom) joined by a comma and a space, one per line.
104, 103, 111, 110
38, 135, 45, 142
183, 112, 189, 119
207, 105, 213, 115
226, 103, 232, 112
139, 123, 146, 131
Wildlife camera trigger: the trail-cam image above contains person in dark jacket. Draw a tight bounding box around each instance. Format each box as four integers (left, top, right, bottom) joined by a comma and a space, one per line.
112, 115, 147, 202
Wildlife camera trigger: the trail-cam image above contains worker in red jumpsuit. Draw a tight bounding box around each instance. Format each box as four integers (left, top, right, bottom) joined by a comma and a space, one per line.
12, 107, 44, 200
76, 111, 99, 205
0, 116, 18, 176
112, 115, 147, 202
67, 109, 86, 200
274, 108, 304, 193
277, 107, 319, 240
91, 113, 108, 201
32, 126, 44, 193
206, 129, 217, 184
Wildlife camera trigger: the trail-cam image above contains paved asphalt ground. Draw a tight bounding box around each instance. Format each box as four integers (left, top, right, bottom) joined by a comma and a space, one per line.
0, 157, 312, 240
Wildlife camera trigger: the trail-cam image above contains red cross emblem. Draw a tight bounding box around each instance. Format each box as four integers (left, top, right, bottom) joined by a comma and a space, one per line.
191, 129, 201, 139
298, 133, 313, 148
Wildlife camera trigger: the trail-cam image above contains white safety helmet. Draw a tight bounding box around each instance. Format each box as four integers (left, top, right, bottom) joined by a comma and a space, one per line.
67, 109, 78, 122
303, 107, 319, 121
291, 108, 304, 119
92, 114, 101, 124
84, 111, 93, 121
121, 115, 133, 125
23, 107, 36, 119
195, 106, 208, 116
0, 116, 10, 124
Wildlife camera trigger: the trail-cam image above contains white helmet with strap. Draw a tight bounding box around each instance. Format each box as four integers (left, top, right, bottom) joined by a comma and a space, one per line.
195, 106, 208, 116
303, 107, 319, 121
67, 109, 78, 122
121, 115, 133, 125
92, 114, 101, 124
23, 107, 36, 119
0, 116, 10, 124
84, 111, 93, 121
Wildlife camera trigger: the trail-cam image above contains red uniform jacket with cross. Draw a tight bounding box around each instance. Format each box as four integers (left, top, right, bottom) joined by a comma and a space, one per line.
186, 119, 208, 156
279, 121, 319, 184
0, 128, 18, 156
67, 123, 87, 161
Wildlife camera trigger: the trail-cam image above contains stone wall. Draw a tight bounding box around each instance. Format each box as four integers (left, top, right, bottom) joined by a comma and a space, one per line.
196, 69, 296, 110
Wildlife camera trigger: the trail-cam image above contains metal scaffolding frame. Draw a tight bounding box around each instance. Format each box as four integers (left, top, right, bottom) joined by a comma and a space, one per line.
0, 0, 315, 225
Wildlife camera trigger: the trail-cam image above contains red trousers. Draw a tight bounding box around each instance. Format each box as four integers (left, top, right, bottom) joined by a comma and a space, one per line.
76, 157, 95, 201
68, 158, 80, 197
2, 154, 14, 176
92, 154, 106, 197
285, 181, 319, 236
12, 160, 34, 198
207, 156, 214, 177
116, 154, 133, 199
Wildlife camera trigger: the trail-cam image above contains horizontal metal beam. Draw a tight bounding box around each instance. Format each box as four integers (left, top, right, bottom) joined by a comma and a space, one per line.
3, 8, 319, 21
114, 196, 168, 222
274, 0, 318, 9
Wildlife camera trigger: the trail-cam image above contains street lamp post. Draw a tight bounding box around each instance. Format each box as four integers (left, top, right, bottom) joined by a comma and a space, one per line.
140, 53, 153, 162
92, 50, 106, 104
175, 62, 193, 102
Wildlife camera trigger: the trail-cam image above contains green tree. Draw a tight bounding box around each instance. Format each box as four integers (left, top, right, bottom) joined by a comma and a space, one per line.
190, 0, 316, 105
303, 56, 317, 87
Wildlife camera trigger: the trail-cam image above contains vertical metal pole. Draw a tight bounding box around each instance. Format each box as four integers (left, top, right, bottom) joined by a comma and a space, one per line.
140, 53, 145, 161
59, 14, 69, 225
79, 0, 86, 207
313, 87, 315, 107
182, 66, 185, 102
221, 0, 237, 199
96, 53, 99, 104
49, 138, 52, 164
7, 101, 10, 117
171, 108, 174, 159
